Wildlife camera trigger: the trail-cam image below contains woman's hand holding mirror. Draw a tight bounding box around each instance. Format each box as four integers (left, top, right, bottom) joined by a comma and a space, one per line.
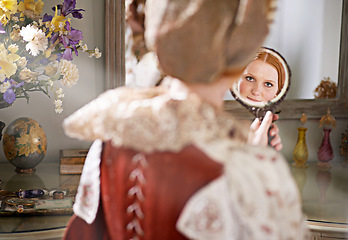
248, 111, 283, 151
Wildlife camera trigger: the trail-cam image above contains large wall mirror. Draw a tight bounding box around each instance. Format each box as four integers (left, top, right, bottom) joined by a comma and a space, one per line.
105, 0, 348, 119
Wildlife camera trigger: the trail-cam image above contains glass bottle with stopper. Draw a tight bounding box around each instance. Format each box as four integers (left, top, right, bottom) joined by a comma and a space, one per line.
293, 113, 309, 168
317, 109, 336, 168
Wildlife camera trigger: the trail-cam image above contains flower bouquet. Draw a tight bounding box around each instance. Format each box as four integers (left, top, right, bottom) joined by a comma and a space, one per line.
0, 0, 101, 113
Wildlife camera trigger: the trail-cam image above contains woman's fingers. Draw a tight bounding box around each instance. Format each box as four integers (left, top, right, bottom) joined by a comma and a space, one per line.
269, 123, 279, 137
258, 111, 273, 134
270, 134, 283, 151
249, 117, 261, 132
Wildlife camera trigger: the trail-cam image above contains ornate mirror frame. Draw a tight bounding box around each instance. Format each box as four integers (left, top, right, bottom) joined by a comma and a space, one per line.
105, 0, 348, 120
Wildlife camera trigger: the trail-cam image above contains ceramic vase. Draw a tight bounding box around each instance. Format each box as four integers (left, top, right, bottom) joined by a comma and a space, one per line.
317, 128, 334, 168
292, 127, 309, 168
2, 117, 47, 173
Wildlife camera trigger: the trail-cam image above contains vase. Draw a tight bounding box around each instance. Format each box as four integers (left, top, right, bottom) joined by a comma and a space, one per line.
317, 128, 334, 168
2, 117, 47, 173
0, 96, 12, 109
292, 127, 309, 168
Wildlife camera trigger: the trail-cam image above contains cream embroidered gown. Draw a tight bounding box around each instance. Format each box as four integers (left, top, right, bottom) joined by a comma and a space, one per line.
63, 78, 309, 240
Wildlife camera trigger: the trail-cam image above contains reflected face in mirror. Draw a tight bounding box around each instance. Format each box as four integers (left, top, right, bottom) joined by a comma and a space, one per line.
237, 48, 286, 103
238, 59, 279, 103
230, 47, 290, 119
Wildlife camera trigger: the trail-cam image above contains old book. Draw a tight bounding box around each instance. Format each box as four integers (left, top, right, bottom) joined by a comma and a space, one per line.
60, 156, 86, 165
60, 164, 84, 175
60, 149, 89, 158
59, 149, 88, 175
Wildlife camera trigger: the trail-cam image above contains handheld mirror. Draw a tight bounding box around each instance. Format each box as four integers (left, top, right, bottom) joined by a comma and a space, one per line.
230, 47, 291, 120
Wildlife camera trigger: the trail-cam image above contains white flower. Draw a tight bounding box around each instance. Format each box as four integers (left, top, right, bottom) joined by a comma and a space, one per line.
54, 99, 63, 108
56, 88, 65, 98
94, 47, 102, 58
59, 60, 79, 87
55, 107, 63, 114
95, 52, 102, 58
0, 81, 10, 93
82, 44, 88, 52
0, 74, 5, 82
20, 25, 37, 42
20, 25, 48, 56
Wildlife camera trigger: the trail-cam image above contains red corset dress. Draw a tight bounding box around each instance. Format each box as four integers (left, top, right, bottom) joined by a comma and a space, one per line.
64, 141, 223, 240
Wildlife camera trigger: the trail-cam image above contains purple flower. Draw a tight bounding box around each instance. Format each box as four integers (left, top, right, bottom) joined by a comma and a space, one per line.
3, 80, 25, 104
60, 23, 83, 59
43, 13, 53, 22
0, 23, 5, 34
62, 48, 73, 60
3, 88, 15, 104
54, 0, 85, 19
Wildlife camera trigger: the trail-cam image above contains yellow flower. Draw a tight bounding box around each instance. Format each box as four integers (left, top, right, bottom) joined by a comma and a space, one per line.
0, 43, 20, 77
47, 6, 69, 37
17, 122, 46, 156
18, 0, 44, 16
0, 0, 17, 11
0, 0, 18, 23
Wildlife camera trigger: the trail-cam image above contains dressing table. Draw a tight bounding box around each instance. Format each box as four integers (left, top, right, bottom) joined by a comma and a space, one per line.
0, 160, 347, 239
291, 161, 348, 239
0, 163, 80, 240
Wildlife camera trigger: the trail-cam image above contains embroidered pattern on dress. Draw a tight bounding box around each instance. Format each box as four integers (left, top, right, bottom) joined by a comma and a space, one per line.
192, 199, 223, 233
126, 153, 148, 239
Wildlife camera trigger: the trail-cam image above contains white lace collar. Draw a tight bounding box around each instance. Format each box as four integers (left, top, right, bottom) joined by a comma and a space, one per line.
63, 78, 248, 153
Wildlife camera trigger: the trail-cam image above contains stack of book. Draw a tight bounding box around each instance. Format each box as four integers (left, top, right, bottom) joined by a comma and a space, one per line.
59, 149, 89, 175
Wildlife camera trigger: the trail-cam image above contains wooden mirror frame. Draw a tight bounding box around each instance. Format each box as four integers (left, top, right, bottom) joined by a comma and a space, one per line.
105, 0, 348, 120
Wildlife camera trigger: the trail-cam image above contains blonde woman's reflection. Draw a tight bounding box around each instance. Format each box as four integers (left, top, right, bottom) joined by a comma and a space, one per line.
238, 47, 286, 103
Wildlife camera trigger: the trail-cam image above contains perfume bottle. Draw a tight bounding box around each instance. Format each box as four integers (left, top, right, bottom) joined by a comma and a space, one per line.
293, 113, 309, 168
317, 109, 336, 168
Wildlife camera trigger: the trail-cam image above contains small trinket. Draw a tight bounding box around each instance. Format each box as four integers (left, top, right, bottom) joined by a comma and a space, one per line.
5, 197, 35, 213
53, 191, 65, 199
17, 205, 24, 213
17, 189, 45, 198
